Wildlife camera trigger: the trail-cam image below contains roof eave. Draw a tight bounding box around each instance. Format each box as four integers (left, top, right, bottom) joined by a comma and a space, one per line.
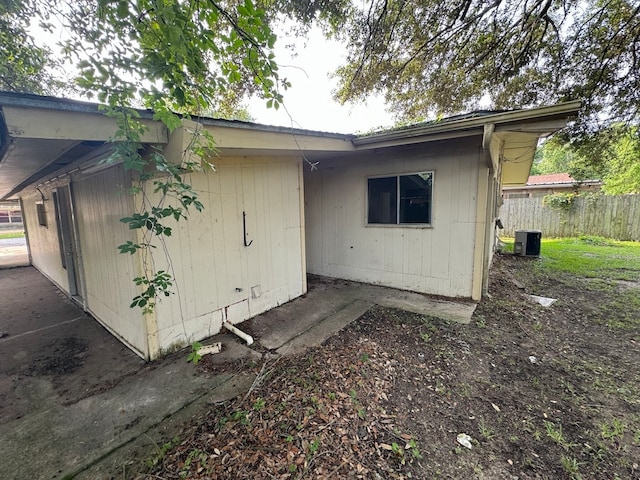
353, 101, 582, 148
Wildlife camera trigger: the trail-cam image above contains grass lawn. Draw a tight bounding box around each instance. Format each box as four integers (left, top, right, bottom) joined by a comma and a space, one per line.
0, 231, 25, 240
500, 235, 640, 281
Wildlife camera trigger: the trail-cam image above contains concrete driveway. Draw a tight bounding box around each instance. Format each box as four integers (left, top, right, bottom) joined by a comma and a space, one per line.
0, 234, 29, 268
0, 267, 475, 479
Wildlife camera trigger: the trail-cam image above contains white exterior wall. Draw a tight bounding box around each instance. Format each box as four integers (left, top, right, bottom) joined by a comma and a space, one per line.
72, 166, 148, 357
150, 156, 306, 354
305, 140, 483, 298
21, 187, 68, 291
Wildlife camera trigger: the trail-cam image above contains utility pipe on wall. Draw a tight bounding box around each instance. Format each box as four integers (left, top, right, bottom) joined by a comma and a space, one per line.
223, 321, 254, 346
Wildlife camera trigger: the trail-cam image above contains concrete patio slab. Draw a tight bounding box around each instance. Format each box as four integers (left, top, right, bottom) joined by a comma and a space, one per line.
276, 299, 373, 356
246, 275, 476, 353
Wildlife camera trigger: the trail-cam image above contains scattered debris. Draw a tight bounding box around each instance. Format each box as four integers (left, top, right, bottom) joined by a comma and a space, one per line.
0, 331, 8, 338
529, 355, 539, 364
199, 343, 222, 356
528, 295, 557, 307
457, 433, 473, 449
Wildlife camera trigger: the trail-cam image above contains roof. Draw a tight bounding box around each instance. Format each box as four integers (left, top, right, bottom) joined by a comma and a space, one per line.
502, 173, 602, 191
0, 92, 581, 199
0, 91, 353, 140
527, 173, 575, 185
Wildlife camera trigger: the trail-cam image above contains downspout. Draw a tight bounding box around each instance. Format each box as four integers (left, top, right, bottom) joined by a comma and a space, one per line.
18, 197, 32, 265
471, 124, 497, 300
223, 321, 254, 346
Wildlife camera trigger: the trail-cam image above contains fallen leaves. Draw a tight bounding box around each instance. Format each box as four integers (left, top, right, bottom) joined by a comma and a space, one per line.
142, 337, 416, 479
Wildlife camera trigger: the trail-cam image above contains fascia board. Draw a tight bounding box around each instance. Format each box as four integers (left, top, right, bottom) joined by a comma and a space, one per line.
353, 101, 582, 148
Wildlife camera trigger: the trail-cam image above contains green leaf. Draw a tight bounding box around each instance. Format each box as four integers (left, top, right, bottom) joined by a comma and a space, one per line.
117, 0, 129, 18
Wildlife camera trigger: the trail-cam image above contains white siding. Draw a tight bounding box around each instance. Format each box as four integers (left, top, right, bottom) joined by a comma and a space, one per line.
305, 140, 483, 298
150, 156, 305, 353
20, 188, 68, 291
73, 167, 148, 357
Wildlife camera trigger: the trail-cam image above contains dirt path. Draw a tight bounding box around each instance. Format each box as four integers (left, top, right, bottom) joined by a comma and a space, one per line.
138, 254, 640, 480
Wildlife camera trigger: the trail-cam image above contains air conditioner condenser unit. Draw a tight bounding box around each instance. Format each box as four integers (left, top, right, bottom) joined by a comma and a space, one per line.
514, 230, 541, 257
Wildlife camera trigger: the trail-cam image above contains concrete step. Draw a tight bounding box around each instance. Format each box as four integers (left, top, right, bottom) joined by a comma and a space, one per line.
276, 299, 372, 356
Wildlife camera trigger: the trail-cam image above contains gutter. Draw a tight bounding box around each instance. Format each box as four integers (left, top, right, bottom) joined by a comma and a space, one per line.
503, 180, 602, 190
353, 101, 582, 147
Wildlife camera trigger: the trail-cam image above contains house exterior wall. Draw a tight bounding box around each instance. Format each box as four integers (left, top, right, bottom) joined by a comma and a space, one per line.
149, 156, 306, 354
17, 154, 305, 360
72, 166, 148, 357
305, 139, 483, 299
21, 188, 69, 290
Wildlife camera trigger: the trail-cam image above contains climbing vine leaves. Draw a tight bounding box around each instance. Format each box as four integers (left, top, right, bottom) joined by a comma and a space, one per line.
51, 0, 288, 313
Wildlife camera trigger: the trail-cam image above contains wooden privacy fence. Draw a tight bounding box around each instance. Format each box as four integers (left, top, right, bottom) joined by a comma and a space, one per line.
499, 194, 640, 241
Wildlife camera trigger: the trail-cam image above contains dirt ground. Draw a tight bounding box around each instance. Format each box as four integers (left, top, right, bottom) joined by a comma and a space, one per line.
138, 254, 640, 480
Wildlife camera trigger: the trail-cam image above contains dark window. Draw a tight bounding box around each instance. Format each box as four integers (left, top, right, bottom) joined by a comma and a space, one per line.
36, 202, 47, 227
367, 176, 397, 224
0, 212, 8, 223
368, 172, 433, 225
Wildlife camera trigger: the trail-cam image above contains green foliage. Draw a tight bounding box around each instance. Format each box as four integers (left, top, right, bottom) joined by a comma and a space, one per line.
308, 437, 320, 455
534, 124, 640, 194
187, 342, 203, 364
542, 193, 577, 212
0, 231, 25, 239
146, 436, 181, 468
600, 418, 625, 440
599, 125, 640, 194
478, 418, 494, 440
533, 137, 599, 179
253, 397, 266, 411
0, 1, 61, 93
561, 456, 582, 480
130, 271, 173, 313
285, 1, 640, 132
544, 420, 574, 450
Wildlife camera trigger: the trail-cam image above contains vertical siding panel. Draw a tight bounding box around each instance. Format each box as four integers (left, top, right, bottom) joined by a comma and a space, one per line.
283, 163, 303, 296
149, 157, 304, 351
254, 164, 270, 291
73, 166, 146, 357
270, 164, 287, 287
191, 172, 217, 313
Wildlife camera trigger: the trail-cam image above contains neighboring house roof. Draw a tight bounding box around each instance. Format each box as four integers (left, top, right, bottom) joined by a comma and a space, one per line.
502, 173, 602, 191
527, 173, 575, 185
0, 91, 581, 200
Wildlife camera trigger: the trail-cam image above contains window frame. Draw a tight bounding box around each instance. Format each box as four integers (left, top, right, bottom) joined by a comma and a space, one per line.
366, 171, 434, 227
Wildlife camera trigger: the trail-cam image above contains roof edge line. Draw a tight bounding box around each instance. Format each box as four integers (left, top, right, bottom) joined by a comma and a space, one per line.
353, 101, 582, 146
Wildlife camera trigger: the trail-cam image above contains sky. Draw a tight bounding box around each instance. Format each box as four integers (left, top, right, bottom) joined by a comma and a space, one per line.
246, 27, 394, 134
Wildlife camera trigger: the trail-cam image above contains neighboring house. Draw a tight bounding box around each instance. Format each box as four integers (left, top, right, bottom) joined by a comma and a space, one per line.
0, 92, 580, 360
0, 199, 22, 229
502, 173, 601, 199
